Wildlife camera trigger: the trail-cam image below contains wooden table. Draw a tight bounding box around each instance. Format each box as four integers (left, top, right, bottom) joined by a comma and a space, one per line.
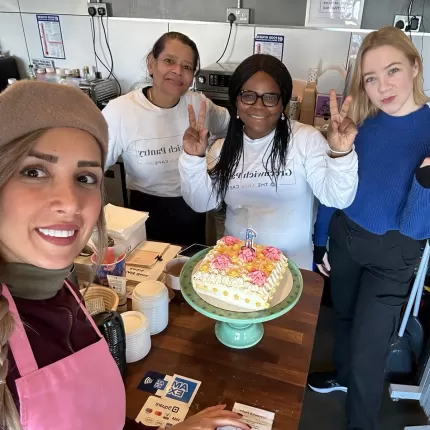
125, 269, 324, 429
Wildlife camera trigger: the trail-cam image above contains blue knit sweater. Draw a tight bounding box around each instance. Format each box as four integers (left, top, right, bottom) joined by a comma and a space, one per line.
314, 105, 430, 247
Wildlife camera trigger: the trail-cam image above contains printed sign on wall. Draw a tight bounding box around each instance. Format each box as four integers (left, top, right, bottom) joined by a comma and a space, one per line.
305, 0, 366, 28
37, 15, 66, 59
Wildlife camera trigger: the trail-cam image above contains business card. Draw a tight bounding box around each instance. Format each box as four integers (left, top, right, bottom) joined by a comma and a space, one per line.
138, 370, 172, 397
136, 396, 189, 428
232, 402, 275, 430
162, 374, 201, 406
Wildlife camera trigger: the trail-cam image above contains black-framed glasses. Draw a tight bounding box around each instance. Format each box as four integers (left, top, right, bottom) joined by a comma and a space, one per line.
239, 90, 281, 107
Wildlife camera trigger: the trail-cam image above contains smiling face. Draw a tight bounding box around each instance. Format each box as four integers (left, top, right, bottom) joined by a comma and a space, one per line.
148, 39, 196, 100
362, 45, 419, 116
0, 128, 103, 269
237, 71, 284, 140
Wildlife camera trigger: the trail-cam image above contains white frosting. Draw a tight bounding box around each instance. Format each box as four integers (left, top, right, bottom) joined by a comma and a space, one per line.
192, 239, 288, 311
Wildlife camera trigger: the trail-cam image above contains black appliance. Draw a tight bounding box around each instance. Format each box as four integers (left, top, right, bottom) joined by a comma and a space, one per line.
0, 56, 20, 92
93, 311, 127, 379
195, 62, 239, 113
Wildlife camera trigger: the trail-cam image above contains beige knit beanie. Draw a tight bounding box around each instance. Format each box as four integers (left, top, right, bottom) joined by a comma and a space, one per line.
0, 80, 108, 157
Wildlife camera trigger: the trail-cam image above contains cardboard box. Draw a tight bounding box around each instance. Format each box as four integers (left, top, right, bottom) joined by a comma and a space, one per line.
299, 82, 316, 126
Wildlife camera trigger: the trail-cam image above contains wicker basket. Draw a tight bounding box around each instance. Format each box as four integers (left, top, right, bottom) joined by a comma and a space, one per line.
80, 285, 119, 312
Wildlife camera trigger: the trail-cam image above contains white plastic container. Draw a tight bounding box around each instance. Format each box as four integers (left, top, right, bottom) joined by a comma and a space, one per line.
121, 311, 151, 363
132, 281, 169, 335
164, 257, 188, 291
104, 204, 149, 253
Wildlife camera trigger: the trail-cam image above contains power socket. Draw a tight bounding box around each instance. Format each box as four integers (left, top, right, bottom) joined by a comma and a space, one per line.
227, 8, 250, 24
88, 2, 108, 17
394, 14, 422, 32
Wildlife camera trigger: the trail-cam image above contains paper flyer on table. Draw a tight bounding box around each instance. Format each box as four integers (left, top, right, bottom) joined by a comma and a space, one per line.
232, 402, 275, 430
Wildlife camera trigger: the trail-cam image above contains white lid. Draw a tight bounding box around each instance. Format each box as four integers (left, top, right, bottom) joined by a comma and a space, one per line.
132, 292, 169, 308
56, 68, 65, 75
7, 78, 17, 84
104, 204, 149, 235
36, 68, 46, 74
133, 281, 167, 300
121, 311, 148, 335
46, 67, 55, 73
64, 69, 73, 75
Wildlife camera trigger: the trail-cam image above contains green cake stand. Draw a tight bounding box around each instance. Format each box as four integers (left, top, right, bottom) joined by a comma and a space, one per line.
180, 248, 303, 349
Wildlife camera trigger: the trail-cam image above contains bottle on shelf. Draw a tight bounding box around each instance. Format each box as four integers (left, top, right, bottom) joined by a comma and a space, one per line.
27, 64, 36, 80
56, 68, 66, 80
45, 67, 56, 83
36, 68, 46, 81
82, 66, 90, 81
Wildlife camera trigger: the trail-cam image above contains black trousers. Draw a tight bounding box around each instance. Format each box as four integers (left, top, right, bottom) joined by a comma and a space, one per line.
329, 211, 421, 430
129, 190, 206, 247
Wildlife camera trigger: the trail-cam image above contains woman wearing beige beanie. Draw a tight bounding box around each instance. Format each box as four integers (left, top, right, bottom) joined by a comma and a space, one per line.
0, 81, 247, 430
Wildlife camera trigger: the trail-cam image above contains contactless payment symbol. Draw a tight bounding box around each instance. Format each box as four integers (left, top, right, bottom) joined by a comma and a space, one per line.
138, 370, 168, 394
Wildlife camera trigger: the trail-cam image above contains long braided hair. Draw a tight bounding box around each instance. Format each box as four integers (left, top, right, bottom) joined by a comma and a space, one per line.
209, 54, 293, 201
0, 130, 107, 430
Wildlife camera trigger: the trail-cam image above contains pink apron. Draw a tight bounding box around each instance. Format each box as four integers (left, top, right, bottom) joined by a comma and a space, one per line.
3, 282, 126, 430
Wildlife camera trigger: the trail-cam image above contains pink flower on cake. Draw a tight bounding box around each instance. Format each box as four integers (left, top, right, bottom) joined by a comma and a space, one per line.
238, 247, 256, 263
262, 246, 281, 261
249, 270, 267, 286
211, 254, 233, 270
221, 236, 240, 246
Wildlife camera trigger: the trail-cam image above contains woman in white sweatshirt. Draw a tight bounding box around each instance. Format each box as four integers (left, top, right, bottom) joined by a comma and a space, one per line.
178, 54, 359, 269
103, 32, 229, 246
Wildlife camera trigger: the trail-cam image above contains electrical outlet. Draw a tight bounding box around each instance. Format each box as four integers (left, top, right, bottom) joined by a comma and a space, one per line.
88, 2, 108, 17
394, 14, 422, 32
227, 8, 250, 24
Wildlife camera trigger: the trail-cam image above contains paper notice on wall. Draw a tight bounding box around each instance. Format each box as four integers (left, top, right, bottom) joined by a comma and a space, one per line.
253, 34, 284, 62
37, 15, 66, 59
305, 0, 366, 28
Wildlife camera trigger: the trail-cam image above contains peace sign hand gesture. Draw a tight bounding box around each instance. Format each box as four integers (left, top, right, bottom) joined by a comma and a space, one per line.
327, 90, 358, 155
183, 101, 209, 157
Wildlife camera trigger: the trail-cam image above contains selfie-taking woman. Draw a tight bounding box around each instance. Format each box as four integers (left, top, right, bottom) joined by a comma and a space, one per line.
0, 81, 249, 430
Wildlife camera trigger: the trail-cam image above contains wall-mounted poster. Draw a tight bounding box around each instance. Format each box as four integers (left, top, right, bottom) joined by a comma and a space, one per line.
305, 0, 366, 28
37, 15, 66, 59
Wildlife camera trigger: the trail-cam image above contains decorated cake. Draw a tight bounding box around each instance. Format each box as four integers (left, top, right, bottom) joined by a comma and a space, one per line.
192, 235, 288, 311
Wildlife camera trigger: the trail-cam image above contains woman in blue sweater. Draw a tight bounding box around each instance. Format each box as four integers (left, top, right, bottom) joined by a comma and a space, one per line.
308, 27, 430, 430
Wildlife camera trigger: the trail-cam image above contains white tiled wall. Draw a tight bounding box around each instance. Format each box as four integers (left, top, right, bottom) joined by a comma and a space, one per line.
255, 27, 352, 81
20, 13, 100, 71
18, 0, 88, 15
0, 12, 29, 76
169, 22, 255, 68
2, 5, 430, 99
108, 19, 169, 92
0, 0, 19, 13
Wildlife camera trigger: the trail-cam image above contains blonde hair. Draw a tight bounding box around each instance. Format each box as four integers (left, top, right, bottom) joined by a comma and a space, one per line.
0, 130, 107, 430
348, 26, 429, 124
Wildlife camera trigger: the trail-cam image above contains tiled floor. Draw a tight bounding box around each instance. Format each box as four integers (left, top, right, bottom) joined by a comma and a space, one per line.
299, 305, 428, 430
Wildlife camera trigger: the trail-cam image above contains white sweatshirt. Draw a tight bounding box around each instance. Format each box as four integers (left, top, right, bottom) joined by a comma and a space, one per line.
178, 121, 358, 269
103, 90, 230, 197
